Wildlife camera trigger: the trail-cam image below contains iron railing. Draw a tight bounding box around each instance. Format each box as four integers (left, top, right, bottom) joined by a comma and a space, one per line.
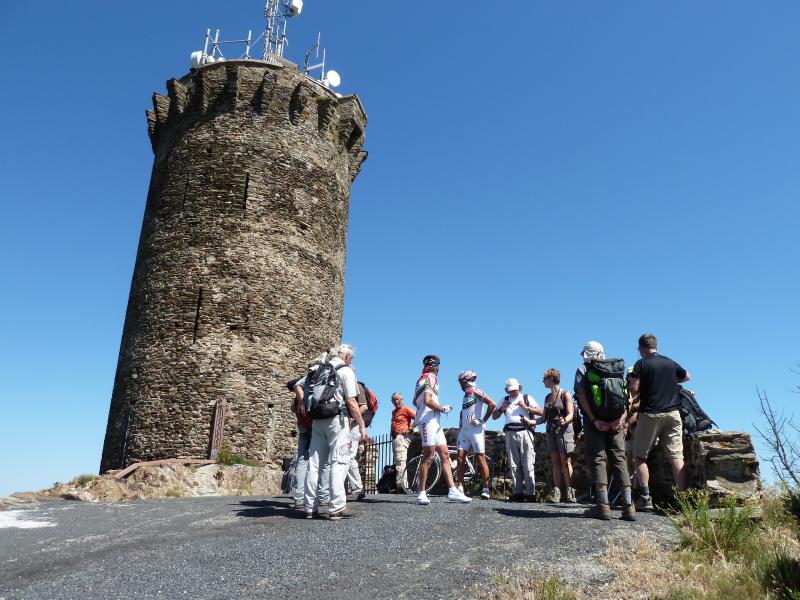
361, 433, 394, 494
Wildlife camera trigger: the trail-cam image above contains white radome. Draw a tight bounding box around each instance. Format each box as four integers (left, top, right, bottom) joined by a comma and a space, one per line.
324, 69, 341, 88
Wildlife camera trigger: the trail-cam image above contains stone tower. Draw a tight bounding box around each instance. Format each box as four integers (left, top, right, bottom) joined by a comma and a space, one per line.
100, 59, 367, 473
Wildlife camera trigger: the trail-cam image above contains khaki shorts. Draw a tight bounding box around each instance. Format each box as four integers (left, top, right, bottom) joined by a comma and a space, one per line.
633, 410, 683, 460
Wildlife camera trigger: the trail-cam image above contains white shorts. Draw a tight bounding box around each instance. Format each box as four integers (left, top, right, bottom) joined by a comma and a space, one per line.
457, 429, 486, 454
419, 419, 446, 447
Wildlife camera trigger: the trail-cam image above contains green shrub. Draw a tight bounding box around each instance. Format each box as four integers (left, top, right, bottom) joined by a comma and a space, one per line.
760, 548, 800, 600
672, 490, 756, 560
73, 474, 97, 487
165, 487, 182, 498
217, 446, 260, 467
784, 488, 800, 530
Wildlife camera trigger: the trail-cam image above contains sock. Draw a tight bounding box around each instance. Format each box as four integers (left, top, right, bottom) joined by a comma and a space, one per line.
623, 488, 632, 505
596, 488, 609, 505
641, 486, 651, 498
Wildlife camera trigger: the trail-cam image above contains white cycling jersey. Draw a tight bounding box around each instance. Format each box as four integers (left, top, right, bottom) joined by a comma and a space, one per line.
414, 372, 440, 426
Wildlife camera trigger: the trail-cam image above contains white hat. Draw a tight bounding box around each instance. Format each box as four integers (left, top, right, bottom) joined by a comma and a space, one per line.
581, 341, 604, 358
505, 378, 521, 392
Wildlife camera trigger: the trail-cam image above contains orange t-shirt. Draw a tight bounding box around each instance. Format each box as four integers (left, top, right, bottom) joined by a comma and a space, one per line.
391, 406, 416, 436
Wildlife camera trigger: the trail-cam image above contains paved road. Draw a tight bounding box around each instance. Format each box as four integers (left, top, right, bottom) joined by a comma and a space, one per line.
0, 495, 675, 600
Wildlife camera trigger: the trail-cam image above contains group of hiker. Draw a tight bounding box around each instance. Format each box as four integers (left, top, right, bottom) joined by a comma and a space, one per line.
289, 333, 699, 521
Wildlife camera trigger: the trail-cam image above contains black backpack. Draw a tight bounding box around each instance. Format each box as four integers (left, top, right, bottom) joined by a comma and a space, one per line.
585, 358, 627, 421
305, 361, 346, 419
571, 394, 584, 437
677, 386, 716, 435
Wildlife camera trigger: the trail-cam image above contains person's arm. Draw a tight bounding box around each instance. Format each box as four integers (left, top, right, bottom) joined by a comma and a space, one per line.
563, 391, 574, 424
346, 396, 368, 441
628, 376, 640, 396
423, 390, 448, 412
677, 364, 691, 383
576, 388, 596, 424
477, 391, 496, 423
523, 397, 544, 417
293, 384, 306, 418
492, 397, 509, 420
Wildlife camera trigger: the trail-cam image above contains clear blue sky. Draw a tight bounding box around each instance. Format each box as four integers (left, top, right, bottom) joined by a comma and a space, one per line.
1, 1, 798, 496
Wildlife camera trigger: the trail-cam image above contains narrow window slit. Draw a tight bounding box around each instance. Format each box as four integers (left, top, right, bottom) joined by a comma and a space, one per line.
192, 286, 203, 344
181, 174, 189, 211
242, 173, 249, 215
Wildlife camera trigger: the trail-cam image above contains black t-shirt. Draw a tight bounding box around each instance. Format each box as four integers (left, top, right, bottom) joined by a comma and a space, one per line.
631, 354, 687, 414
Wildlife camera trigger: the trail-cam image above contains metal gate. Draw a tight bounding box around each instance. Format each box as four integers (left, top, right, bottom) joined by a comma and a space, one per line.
361, 433, 394, 494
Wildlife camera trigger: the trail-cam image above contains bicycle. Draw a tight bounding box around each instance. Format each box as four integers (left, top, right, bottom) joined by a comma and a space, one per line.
402, 446, 493, 496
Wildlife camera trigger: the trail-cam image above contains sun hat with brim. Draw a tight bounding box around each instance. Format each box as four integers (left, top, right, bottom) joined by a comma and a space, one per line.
505, 378, 521, 392
580, 341, 604, 358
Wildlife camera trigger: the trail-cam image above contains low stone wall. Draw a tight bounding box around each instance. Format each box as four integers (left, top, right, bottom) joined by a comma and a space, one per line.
404, 428, 761, 504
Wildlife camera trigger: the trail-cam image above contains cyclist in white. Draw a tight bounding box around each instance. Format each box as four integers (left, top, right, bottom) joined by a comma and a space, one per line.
414, 354, 471, 506
456, 370, 496, 500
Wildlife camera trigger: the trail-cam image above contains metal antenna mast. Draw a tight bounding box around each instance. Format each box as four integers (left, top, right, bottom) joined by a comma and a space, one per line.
263, 0, 303, 59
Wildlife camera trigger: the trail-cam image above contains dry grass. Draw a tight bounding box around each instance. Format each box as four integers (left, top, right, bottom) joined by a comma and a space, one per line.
477, 492, 800, 600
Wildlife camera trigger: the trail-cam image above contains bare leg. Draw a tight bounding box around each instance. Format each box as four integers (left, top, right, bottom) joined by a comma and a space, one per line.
550, 452, 562, 491
560, 454, 572, 489
456, 449, 466, 487
670, 457, 686, 491
418, 446, 436, 492
437, 444, 456, 489
634, 456, 650, 490
477, 454, 489, 488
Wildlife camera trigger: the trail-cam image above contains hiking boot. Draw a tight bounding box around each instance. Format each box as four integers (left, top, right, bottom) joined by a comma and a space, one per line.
447, 488, 472, 503
417, 492, 431, 506
319, 499, 329, 507
565, 488, 578, 504
345, 492, 362, 502
524, 494, 537, 503
305, 510, 320, 520
357, 492, 366, 501
635, 495, 654, 513
293, 499, 304, 510
583, 503, 612, 521
480, 488, 491, 500
621, 503, 637, 522
508, 493, 524, 502
545, 488, 561, 503
327, 507, 356, 520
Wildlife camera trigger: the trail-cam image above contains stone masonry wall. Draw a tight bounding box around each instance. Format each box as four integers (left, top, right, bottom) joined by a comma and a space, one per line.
101, 59, 367, 473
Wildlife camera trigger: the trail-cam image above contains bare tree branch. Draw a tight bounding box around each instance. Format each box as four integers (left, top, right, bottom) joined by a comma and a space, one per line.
755, 387, 800, 487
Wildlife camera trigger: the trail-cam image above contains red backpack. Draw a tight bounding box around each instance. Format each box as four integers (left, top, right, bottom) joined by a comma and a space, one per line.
358, 381, 378, 428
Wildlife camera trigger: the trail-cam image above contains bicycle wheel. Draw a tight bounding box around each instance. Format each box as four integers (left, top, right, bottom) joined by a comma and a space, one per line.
404, 454, 441, 494
464, 454, 492, 495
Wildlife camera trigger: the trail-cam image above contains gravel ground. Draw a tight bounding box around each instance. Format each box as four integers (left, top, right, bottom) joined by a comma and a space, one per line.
0, 494, 676, 600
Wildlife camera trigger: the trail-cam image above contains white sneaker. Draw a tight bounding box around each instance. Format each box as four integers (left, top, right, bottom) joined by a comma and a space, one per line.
448, 488, 472, 503
480, 488, 490, 500
457, 484, 464, 493
417, 492, 431, 506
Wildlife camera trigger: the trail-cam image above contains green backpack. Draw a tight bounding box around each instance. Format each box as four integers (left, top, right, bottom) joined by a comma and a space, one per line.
586, 358, 627, 421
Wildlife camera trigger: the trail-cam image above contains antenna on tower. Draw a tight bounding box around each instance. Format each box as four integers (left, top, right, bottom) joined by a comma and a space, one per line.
304, 33, 341, 90
263, 0, 304, 60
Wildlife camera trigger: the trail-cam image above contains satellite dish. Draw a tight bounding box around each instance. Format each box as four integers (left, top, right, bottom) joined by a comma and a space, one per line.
190, 51, 204, 68
324, 69, 341, 88
291, 0, 303, 16
217, 56, 225, 62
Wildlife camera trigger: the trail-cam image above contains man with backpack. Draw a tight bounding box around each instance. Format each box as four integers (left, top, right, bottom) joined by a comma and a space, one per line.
288, 353, 330, 510
574, 341, 636, 521
491, 378, 542, 502
628, 333, 692, 511
303, 343, 368, 520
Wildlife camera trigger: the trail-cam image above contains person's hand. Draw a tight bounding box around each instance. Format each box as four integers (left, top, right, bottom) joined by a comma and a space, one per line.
593, 419, 610, 432
470, 417, 482, 427
556, 416, 565, 427
441, 405, 453, 414
360, 429, 368, 443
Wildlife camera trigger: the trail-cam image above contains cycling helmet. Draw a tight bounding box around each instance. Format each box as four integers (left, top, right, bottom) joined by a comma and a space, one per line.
457, 370, 477, 383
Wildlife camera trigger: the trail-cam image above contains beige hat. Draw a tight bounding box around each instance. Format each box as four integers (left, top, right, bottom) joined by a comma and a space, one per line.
505, 378, 521, 392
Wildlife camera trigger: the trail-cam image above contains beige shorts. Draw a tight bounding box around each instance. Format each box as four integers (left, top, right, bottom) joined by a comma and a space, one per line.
633, 410, 683, 460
